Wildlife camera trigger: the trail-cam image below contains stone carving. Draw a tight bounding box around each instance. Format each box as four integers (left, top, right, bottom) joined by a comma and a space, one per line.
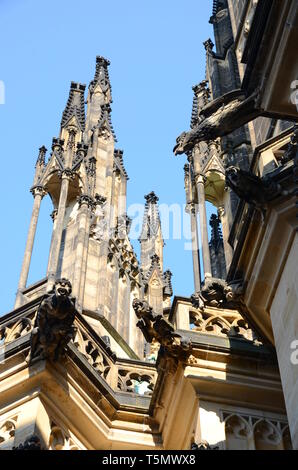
77, 194, 95, 209
223, 413, 292, 450
225, 166, 289, 216
13, 434, 42, 450
117, 369, 156, 395
191, 441, 219, 450
107, 238, 140, 281
191, 278, 244, 310
72, 142, 88, 169
49, 423, 80, 450
174, 89, 261, 154
97, 103, 116, 141
0, 417, 17, 444
30, 185, 47, 199
58, 168, 76, 180
61, 82, 86, 132
132, 299, 192, 363
189, 309, 257, 342
0, 315, 35, 346
29, 279, 77, 362
73, 327, 111, 378
281, 125, 298, 163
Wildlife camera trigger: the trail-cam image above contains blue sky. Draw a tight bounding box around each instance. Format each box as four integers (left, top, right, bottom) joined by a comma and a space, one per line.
0, 0, 214, 314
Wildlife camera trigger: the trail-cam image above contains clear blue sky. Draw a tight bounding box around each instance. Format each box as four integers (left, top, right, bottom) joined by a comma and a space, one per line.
0, 0, 214, 314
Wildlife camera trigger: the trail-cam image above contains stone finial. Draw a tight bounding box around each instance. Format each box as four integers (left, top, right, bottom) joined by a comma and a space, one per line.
144, 191, 159, 204
203, 38, 214, 52
95, 55, 110, 68
51, 137, 65, 153
91, 56, 112, 96
35, 146, 47, 167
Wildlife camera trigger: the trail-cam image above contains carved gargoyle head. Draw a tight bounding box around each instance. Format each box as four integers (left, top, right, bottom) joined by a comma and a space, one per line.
132, 298, 153, 320
173, 131, 189, 155
54, 278, 72, 298
225, 166, 240, 187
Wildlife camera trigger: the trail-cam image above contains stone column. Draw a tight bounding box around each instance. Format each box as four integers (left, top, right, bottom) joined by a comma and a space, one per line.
72, 195, 93, 309
15, 186, 46, 308
47, 169, 73, 291
218, 205, 233, 272
77, 209, 92, 309
187, 203, 202, 291
195, 174, 212, 279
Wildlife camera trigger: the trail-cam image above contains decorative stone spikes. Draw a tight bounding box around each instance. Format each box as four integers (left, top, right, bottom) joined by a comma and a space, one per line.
97, 103, 117, 141
114, 149, 129, 180
61, 82, 86, 131
35, 146, 47, 167
91, 56, 112, 95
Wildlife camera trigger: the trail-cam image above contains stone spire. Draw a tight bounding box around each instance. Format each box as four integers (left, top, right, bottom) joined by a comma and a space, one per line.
139, 191, 163, 273
33, 146, 47, 187
93, 56, 112, 91
60, 82, 86, 132
85, 56, 113, 134
139, 192, 173, 314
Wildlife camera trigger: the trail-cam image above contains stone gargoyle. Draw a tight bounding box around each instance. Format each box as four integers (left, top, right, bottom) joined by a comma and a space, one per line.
225, 166, 292, 220
132, 299, 192, 361
191, 278, 244, 310
28, 278, 77, 363
174, 89, 261, 155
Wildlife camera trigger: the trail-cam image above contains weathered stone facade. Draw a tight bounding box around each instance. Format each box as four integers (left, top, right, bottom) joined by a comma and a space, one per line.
0, 0, 297, 451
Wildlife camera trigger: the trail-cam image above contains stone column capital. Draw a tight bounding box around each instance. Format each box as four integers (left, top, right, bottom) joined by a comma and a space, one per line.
185, 202, 197, 215
30, 185, 47, 199
58, 168, 76, 180
194, 173, 206, 185
77, 194, 95, 209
